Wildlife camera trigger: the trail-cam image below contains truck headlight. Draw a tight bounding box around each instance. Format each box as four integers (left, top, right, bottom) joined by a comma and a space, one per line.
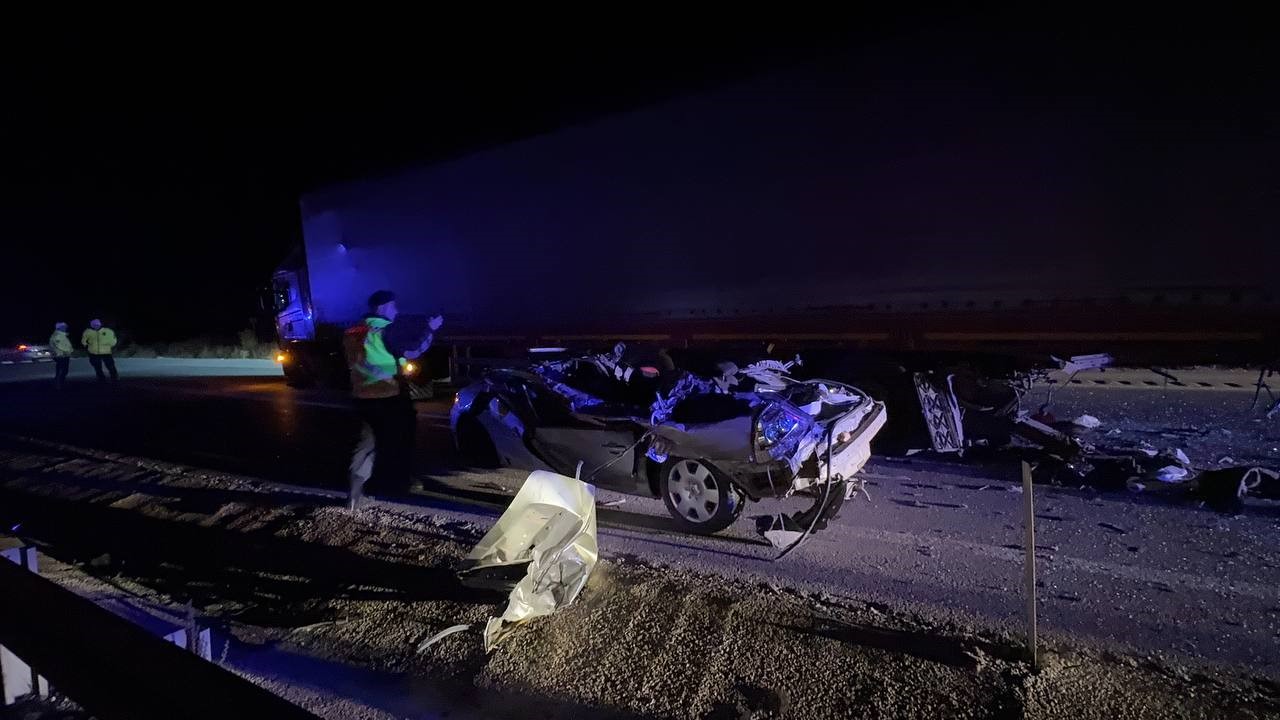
753, 402, 812, 463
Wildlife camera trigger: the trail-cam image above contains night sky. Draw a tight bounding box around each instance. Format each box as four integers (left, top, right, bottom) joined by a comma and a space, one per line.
2, 13, 1275, 345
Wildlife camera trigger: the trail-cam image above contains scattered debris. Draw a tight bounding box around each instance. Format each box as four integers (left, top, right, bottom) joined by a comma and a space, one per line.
417, 624, 471, 652
1098, 522, 1127, 535
1072, 414, 1102, 429
1191, 466, 1280, 513
1155, 466, 1189, 483
1053, 353, 1114, 375
458, 470, 599, 651
597, 498, 626, 508
914, 372, 964, 452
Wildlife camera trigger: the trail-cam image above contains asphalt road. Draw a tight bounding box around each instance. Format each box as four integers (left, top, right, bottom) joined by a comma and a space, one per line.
1, 361, 1277, 678
0, 356, 285, 382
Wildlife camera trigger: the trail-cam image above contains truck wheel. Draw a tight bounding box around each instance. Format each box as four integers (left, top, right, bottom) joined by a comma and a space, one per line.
282, 358, 315, 388
660, 458, 745, 534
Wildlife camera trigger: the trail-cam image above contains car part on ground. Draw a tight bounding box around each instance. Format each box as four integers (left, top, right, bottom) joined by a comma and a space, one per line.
457, 470, 599, 651
914, 372, 964, 453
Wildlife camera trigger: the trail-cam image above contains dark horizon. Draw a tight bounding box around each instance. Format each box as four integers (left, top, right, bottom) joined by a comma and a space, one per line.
2, 13, 1275, 345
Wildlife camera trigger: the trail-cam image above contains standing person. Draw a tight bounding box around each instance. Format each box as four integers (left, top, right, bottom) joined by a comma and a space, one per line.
81, 319, 118, 382
49, 322, 73, 389
344, 290, 442, 510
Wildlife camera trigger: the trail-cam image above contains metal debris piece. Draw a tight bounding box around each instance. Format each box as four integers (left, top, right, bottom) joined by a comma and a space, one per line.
417, 624, 471, 652
1053, 353, 1114, 375
914, 373, 965, 453
1072, 415, 1102, 429
459, 470, 599, 651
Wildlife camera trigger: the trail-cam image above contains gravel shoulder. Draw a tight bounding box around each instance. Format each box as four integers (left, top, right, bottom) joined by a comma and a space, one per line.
2, 435, 1277, 719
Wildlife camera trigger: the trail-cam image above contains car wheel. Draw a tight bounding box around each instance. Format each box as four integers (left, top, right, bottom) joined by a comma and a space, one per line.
660, 458, 744, 534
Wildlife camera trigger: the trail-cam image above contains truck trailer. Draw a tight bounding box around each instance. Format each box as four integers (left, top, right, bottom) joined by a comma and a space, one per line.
272, 49, 1276, 411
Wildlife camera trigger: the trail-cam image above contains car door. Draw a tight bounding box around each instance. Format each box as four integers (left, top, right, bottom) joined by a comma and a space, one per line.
533, 418, 641, 492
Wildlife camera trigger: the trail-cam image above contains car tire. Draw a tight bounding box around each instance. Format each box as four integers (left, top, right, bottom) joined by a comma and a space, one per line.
660, 458, 745, 534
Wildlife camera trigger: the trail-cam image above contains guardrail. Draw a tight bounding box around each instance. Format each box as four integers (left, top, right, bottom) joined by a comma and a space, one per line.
0, 556, 318, 720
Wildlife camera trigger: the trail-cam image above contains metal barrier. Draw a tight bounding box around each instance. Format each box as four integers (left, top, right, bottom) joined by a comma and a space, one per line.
0, 557, 318, 720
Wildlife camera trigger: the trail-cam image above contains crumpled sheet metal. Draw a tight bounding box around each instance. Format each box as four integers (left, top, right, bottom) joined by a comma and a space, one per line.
463, 470, 599, 651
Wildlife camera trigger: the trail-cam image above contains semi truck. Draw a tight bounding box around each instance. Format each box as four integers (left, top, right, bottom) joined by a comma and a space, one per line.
271, 50, 1276, 417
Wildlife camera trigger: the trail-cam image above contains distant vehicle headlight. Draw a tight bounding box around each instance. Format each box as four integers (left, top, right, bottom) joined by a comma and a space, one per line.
753, 402, 813, 463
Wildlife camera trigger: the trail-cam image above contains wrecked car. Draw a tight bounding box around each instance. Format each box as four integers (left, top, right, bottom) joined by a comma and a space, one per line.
450, 345, 887, 535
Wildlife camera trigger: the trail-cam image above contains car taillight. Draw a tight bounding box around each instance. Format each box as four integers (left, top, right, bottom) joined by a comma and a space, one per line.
753, 402, 813, 463
17, 345, 27, 351
275, 352, 287, 363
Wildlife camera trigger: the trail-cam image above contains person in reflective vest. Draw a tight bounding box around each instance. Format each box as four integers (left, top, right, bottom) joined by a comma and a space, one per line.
81, 319, 118, 382
50, 322, 74, 389
343, 289, 442, 510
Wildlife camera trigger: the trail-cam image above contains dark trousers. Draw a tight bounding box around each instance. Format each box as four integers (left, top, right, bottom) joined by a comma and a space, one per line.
88, 354, 117, 382
351, 392, 417, 494
54, 358, 70, 389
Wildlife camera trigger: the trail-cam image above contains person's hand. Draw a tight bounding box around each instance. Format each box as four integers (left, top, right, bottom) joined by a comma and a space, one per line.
428, 314, 444, 331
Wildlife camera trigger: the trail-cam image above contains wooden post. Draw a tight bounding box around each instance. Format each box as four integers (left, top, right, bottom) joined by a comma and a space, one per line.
1022, 461, 1039, 668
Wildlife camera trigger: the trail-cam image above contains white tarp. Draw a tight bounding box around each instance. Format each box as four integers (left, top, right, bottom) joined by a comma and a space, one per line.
463, 470, 599, 651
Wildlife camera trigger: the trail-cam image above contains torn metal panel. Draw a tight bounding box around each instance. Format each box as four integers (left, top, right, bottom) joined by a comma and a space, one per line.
739, 356, 802, 392
650, 416, 754, 461
459, 471, 599, 651
914, 372, 964, 452
1053, 353, 1114, 375
472, 399, 551, 472
1010, 415, 1084, 458
814, 401, 887, 482
650, 372, 717, 424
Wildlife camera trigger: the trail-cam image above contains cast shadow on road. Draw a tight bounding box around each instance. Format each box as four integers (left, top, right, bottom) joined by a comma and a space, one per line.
0, 483, 506, 615
409, 477, 773, 551
773, 616, 1023, 670
3, 468, 336, 514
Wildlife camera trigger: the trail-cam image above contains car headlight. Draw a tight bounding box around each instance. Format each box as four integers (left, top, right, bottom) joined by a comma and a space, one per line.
753, 402, 813, 463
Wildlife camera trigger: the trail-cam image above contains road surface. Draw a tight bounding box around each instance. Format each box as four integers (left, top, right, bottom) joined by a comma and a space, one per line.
1, 361, 1277, 681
